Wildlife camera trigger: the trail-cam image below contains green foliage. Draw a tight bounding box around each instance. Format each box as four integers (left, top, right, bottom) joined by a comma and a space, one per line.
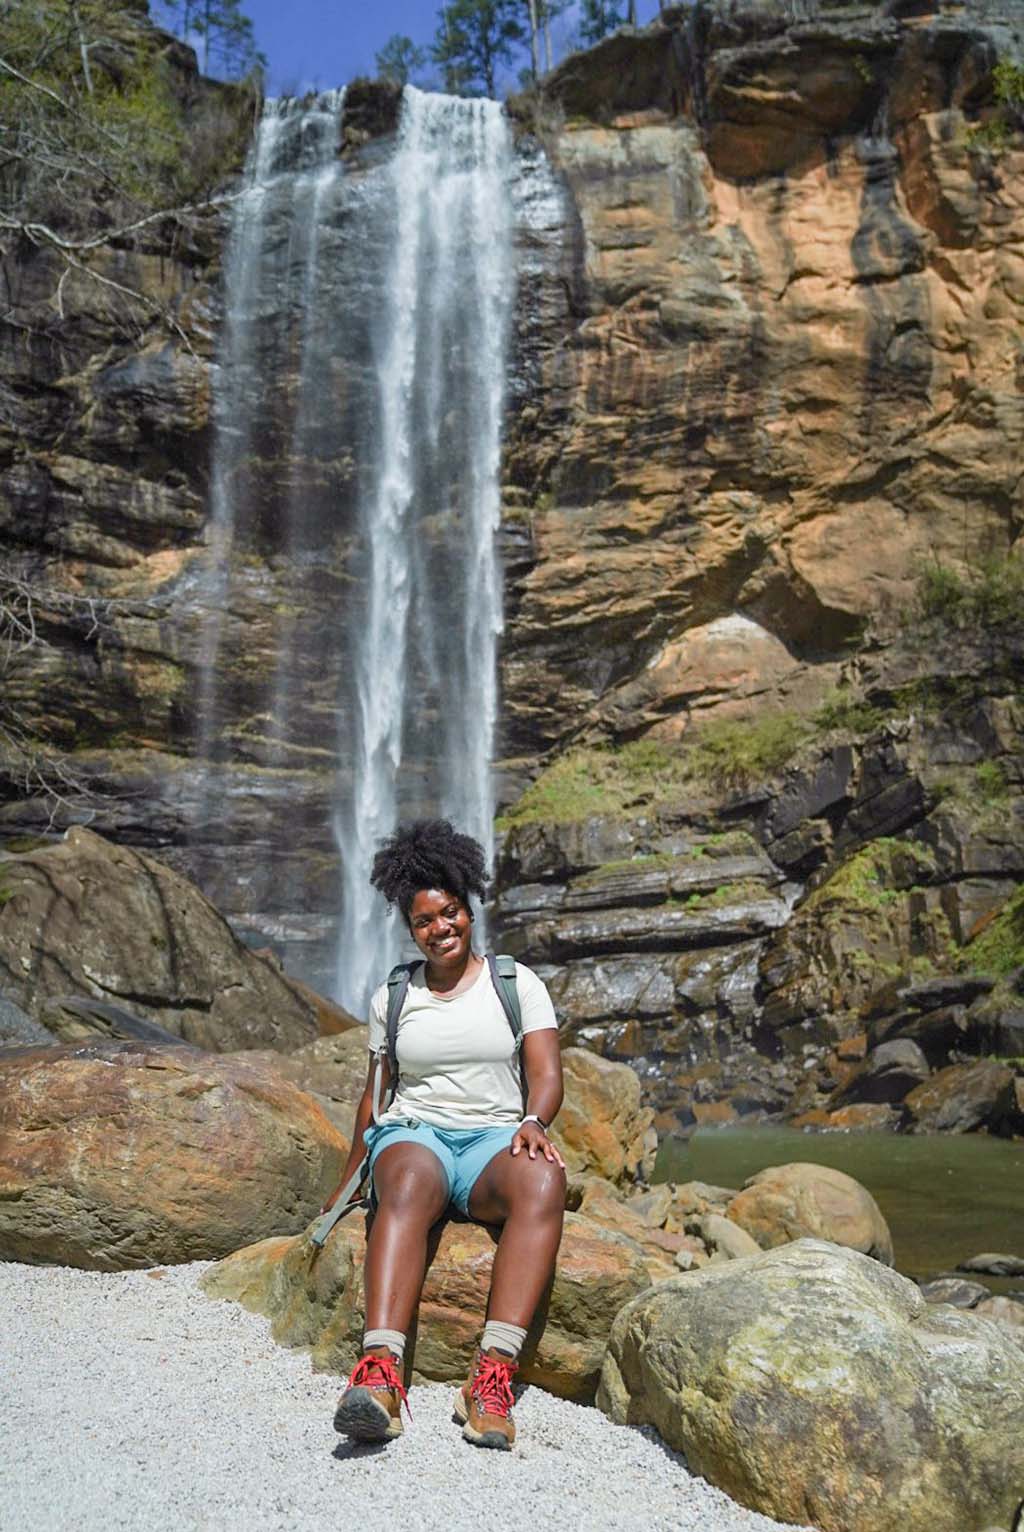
498, 714, 809, 829
155, 0, 265, 80
686, 712, 809, 789
0, 0, 254, 239
966, 52, 1024, 153
577, 0, 625, 46
813, 689, 886, 736
966, 884, 1024, 977
375, 34, 428, 86
805, 838, 937, 915
496, 738, 688, 827
432, 0, 525, 96
975, 759, 1010, 807
911, 555, 1024, 634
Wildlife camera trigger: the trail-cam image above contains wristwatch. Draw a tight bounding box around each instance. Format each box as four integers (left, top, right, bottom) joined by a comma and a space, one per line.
519, 1113, 549, 1132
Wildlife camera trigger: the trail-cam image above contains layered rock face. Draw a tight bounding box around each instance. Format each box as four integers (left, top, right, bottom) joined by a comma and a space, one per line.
1, 2, 1022, 1090
500, 0, 1024, 754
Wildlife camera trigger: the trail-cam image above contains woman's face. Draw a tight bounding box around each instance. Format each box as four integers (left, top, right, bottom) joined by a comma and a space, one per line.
407, 888, 473, 970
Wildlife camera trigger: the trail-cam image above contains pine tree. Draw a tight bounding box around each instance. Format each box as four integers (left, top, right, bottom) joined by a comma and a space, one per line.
578, 0, 625, 47
432, 0, 525, 97
375, 35, 428, 87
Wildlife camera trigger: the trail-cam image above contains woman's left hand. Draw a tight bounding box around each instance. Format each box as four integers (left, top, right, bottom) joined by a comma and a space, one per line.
511, 1119, 566, 1167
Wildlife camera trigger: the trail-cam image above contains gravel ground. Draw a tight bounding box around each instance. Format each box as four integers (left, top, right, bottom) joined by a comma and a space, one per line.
1, 1261, 812, 1532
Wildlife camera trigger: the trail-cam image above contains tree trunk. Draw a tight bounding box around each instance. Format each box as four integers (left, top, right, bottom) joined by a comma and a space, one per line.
527, 0, 540, 80
202, 0, 212, 75
627, 0, 638, 24
70, 3, 94, 96
543, 3, 552, 72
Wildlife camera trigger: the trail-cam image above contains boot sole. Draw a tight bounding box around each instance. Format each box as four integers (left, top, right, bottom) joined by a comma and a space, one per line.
334, 1387, 402, 1442
453, 1390, 513, 1450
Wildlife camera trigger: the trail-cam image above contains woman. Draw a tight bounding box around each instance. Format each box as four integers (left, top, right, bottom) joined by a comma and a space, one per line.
328, 818, 566, 1452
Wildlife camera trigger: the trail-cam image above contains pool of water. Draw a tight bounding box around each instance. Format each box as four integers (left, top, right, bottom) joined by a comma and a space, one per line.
654, 1128, 1024, 1294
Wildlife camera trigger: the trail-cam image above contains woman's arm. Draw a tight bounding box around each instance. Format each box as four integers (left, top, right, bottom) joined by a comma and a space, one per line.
320, 1051, 390, 1212
511, 1028, 565, 1166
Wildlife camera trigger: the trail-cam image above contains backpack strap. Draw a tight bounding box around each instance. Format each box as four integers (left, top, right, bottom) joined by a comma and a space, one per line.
486, 951, 526, 1111
485, 952, 522, 1046
382, 961, 420, 1113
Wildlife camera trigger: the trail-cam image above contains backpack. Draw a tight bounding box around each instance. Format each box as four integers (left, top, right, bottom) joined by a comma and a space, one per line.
310, 952, 522, 1250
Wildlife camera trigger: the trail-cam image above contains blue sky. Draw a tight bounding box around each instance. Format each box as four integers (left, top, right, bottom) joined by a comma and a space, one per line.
163, 1, 666, 96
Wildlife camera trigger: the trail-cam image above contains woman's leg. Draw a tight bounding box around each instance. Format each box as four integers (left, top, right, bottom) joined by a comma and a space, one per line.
363, 1141, 451, 1333
466, 1149, 566, 1327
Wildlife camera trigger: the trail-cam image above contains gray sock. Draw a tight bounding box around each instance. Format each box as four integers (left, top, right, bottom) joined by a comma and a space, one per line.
362, 1328, 406, 1362
480, 1320, 527, 1360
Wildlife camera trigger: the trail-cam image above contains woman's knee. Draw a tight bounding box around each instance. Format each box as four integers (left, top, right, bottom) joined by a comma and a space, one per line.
508, 1158, 566, 1219
373, 1148, 449, 1219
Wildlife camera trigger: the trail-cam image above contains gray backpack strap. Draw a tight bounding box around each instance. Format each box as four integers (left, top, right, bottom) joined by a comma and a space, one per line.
384, 960, 421, 1106
308, 1158, 369, 1249
486, 952, 525, 1111
486, 951, 522, 1044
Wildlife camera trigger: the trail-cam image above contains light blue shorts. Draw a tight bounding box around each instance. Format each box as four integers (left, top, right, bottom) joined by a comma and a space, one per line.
363, 1119, 517, 1215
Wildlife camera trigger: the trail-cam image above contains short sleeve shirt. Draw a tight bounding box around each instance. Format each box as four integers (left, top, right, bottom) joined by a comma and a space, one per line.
367, 958, 557, 1129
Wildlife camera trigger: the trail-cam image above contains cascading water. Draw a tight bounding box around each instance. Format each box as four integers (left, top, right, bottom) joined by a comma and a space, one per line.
333, 90, 515, 1013
196, 86, 517, 1014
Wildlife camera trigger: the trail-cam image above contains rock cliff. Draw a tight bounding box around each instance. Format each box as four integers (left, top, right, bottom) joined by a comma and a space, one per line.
1, 2, 1022, 1119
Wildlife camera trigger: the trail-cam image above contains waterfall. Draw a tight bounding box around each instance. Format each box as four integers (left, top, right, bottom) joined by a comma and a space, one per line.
196, 86, 515, 1012
197, 89, 346, 777
334, 89, 515, 1013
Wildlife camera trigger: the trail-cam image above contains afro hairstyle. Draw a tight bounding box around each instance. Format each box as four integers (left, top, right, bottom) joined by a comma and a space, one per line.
370, 818, 489, 919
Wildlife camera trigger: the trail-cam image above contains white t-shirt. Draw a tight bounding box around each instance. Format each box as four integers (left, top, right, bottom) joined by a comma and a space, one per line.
367, 958, 557, 1129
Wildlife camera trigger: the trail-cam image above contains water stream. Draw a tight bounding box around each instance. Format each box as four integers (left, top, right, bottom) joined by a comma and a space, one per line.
197, 88, 516, 1013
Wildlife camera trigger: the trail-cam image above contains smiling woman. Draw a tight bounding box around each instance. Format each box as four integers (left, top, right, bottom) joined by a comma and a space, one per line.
323, 818, 566, 1454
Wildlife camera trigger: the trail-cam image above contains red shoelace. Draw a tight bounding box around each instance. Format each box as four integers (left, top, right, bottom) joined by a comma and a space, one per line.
469, 1352, 517, 1418
347, 1351, 412, 1418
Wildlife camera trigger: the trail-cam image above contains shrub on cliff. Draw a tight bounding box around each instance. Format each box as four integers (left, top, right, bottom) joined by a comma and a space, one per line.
0, 0, 255, 252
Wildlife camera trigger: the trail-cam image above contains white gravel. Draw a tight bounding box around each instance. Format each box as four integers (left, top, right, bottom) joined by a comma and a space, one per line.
1, 1261, 811, 1532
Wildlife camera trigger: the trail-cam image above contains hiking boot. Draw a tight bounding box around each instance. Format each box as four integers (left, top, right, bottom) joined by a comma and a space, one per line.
454, 1347, 517, 1450
333, 1346, 408, 1442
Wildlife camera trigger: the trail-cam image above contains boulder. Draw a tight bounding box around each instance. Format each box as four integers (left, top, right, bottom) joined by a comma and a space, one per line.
201, 1209, 652, 1403
552, 1048, 656, 1188
904, 1060, 1018, 1135
235, 1029, 369, 1138
598, 1240, 1024, 1532
0, 1042, 347, 1269
0, 993, 51, 1049
832, 1038, 930, 1106
974, 1296, 1024, 1345
726, 1161, 894, 1265
699, 1212, 761, 1262
0, 829, 318, 1052
958, 1253, 1024, 1279
573, 1176, 690, 1280
919, 1276, 989, 1309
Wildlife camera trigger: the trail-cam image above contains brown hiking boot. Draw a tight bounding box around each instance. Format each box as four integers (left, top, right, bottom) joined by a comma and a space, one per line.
333, 1346, 408, 1442
454, 1347, 517, 1450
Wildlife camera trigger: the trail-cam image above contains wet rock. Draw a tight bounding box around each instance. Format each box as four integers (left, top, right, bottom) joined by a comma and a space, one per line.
919, 1276, 990, 1309
506, 895, 789, 963
726, 1161, 894, 1265
832, 1038, 930, 1106
598, 1240, 1024, 1532
0, 828, 318, 1052
202, 1210, 652, 1403
905, 1060, 1018, 1135
958, 1253, 1024, 1279
0, 994, 50, 1049
0, 1042, 347, 1268
790, 1102, 904, 1133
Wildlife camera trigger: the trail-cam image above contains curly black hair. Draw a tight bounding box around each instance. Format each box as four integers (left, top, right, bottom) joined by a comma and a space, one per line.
369, 819, 489, 918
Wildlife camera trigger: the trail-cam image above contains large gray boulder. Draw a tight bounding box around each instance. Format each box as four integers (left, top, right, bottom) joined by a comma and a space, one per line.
598, 1239, 1024, 1532
0, 828, 318, 1051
